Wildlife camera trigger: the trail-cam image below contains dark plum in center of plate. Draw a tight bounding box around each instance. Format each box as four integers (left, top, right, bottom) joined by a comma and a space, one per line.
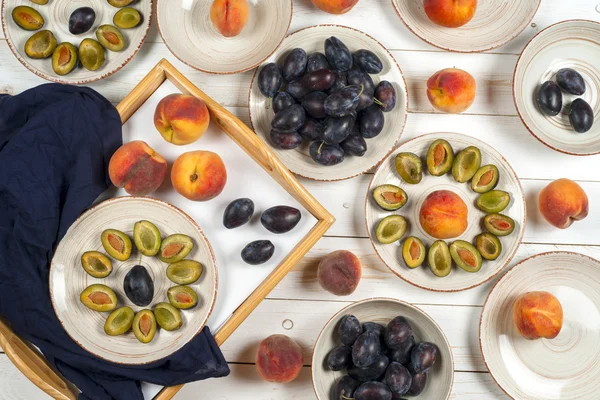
69, 7, 96, 35
123, 265, 154, 307
536, 81, 562, 116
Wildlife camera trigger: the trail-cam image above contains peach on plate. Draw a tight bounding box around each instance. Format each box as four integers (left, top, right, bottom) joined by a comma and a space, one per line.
108, 141, 167, 196
419, 190, 468, 239
513, 291, 563, 340
427, 68, 476, 114
171, 150, 227, 201
538, 178, 588, 229
154, 94, 210, 145
424, 0, 477, 28
210, 0, 250, 38
311, 0, 359, 14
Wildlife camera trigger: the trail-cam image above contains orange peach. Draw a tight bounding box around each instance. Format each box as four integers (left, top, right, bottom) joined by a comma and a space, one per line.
420, 190, 468, 239
538, 178, 589, 229
154, 94, 210, 146
171, 150, 227, 201
424, 0, 477, 28
513, 291, 563, 340
427, 68, 476, 114
311, 0, 359, 14
108, 141, 167, 196
210, 0, 250, 38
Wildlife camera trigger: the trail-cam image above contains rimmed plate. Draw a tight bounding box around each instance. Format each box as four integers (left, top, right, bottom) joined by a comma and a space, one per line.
311, 297, 454, 400
49, 196, 218, 365
156, 0, 292, 74
1, 0, 152, 84
514, 20, 600, 156
365, 132, 526, 292
480, 252, 600, 399
249, 24, 408, 181
391, 0, 540, 53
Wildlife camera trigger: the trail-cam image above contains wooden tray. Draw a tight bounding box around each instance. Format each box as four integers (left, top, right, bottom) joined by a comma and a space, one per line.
0, 59, 334, 400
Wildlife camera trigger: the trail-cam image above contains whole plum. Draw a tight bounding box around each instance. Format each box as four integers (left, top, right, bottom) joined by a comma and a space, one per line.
385, 316, 413, 349
325, 36, 353, 71
536, 81, 562, 117
569, 98, 594, 133
354, 381, 392, 400
353, 49, 383, 74
273, 92, 295, 114
241, 240, 275, 265
358, 105, 385, 138
347, 69, 375, 93
338, 315, 362, 345
301, 91, 328, 119
282, 48, 307, 81
309, 141, 345, 166
324, 86, 362, 117
388, 335, 415, 365
261, 206, 301, 234
271, 104, 305, 132
258, 63, 282, 99
383, 362, 412, 396
269, 130, 303, 150
375, 81, 396, 112
299, 118, 323, 140
411, 342, 438, 373
556, 68, 586, 95
327, 345, 352, 371
307, 52, 330, 73
322, 115, 355, 144
348, 354, 389, 382
341, 134, 367, 157
352, 331, 381, 368
223, 198, 254, 229
333, 376, 360, 400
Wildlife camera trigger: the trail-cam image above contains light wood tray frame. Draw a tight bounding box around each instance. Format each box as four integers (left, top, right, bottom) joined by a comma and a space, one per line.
0, 59, 335, 400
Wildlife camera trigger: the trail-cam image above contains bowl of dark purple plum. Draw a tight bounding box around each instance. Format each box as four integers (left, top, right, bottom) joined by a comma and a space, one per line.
312, 298, 453, 400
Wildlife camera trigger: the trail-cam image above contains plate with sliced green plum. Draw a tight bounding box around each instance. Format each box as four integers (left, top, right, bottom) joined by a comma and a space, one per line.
365, 132, 526, 292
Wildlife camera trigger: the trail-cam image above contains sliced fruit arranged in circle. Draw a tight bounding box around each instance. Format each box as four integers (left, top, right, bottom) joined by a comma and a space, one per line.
81, 251, 113, 278
101, 229, 132, 261
428, 240, 452, 277
159, 234, 194, 263
475, 232, 502, 260
476, 190, 510, 213
375, 215, 407, 244
402, 236, 426, 268
133, 220, 162, 256
373, 184, 407, 211
471, 165, 499, 193
166, 260, 203, 285
154, 302, 183, 331
426, 139, 454, 176
80, 284, 118, 312
167, 285, 198, 309
132, 309, 157, 344
449, 240, 482, 273
452, 146, 481, 183
484, 213, 515, 236
104, 306, 134, 336
395, 152, 422, 184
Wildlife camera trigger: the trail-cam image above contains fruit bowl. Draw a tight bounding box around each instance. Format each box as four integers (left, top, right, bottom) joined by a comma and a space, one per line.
49, 196, 218, 365
311, 298, 454, 400
365, 132, 526, 292
1, 0, 152, 84
391, 0, 540, 53
480, 252, 600, 400
514, 20, 600, 156
248, 24, 408, 181
156, 0, 292, 74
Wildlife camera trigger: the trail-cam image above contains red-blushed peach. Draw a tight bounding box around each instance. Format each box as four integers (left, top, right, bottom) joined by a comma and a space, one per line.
427, 68, 476, 114
171, 150, 227, 201
317, 250, 362, 296
210, 0, 250, 38
311, 0, 359, 14
538, 178, 589, 229
513, 291, 563, 340
424, 0, 477, 28
154, 94, 210, 146
256, 334, 303, 383
420, 190, 468, 239
108, 141, 167, 196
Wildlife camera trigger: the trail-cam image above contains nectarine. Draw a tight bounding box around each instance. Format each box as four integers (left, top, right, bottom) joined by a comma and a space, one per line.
311, 0, 359, 14
427, 68, 476, 114
108, 141, 167, 196
210, 0, 250, 38
513, 291, 563, 340
538, 178, 588, 229
424, 0, 477, 28
420, 190, 468, 239
256, 334, 303, 383
171, 150, 227, 201
154, 94, 210, 146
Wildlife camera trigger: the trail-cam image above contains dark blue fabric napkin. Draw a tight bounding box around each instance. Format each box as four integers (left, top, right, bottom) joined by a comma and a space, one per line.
0, 84, 229, 400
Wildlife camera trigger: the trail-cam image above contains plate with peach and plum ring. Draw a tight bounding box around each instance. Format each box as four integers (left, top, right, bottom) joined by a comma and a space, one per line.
365, 132, 526, 292
480, 252, 600, 400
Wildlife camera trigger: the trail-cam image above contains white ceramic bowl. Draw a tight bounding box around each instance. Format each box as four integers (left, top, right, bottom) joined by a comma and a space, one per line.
391, 0, 540, 53
312, 298, 454, 400
1, 0, 152, 84
514, 20, 600, 156
156, 0, 292, 74
249, 25, 408, 181
49, 197, 218, 365
480, 252, 600, 400
366, 132, 526, 292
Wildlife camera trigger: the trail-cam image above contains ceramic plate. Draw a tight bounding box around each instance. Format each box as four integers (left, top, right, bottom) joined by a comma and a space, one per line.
391, 0, 540, 53
365, 132, 526, 292
480, 252, 600, 399
514, 20, 600, 156
1, 0, 152, 84
49, 197, 218, 365
156, 0, 292, 74
312, 298, 454, 399
249, 25, 408, 181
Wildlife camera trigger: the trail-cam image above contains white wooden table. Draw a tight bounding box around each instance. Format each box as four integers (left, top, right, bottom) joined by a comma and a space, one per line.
1, 1, 599, 398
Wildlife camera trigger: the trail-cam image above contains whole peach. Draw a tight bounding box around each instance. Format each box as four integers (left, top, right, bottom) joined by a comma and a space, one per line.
427, 68, 476, 114
210, 0, 250, 38
154, 94, 210, 146
513, 291, 563, 340
256, 334, 303, 383
171, 150, 227, 201
538, 178, 589, 229
311, 0, 359, 14
108, 141, 167, 196
424, 0, 477, 28
318, 250, 362, 296
420, 190, 468, 239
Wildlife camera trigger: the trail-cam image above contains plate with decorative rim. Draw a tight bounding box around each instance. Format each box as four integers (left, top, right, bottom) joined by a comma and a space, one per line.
49, 196, 218, 365
391, 0, 540, 53
365, 132, 526, 292
249, 24, 408, 182
480, 251, 600, 400
1, 0, 152, 84
514, 20, 600, 156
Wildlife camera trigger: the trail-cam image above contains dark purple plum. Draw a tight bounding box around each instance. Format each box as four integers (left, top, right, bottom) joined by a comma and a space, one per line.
301, 91, 328, 119
223, 198, 254, 229
286, 79, 309, 100
341, 134, 367, 157
375, 81, 396, 112
333, 376, 360, 400
324, 86, 362, 117
325, 36, 353, 72
307, 52, 330, 73
347, 69, 375, 93
260, 206, 301, 234
258, 63, 282, 99
273, 92, 296, 114
271, 104, 305, 132
69, 7, 96, 35
298, 118, 323, 140
388, 335, 414, 365
411, 342, 438, 373
384, 316, 412, 349
569, 98, 594, 133
363, 322, 385, 337
338, 315, 362, 345
328, 70, 348, 94
406, 364, 427, 396
354, 381, 392, 400
301, 69, 336, 92
124, 265, 154, 307
357, 90, 375, 111
352, 331, 381, 368
536, 81, 562, 117
282, 48, 307, 81
322, 115, 355, 144
348, 354, 389, 382
327, 345, 352, 371
353, 49, 383, 74
309, 141, 345, 166
556, 68, 586, 95
383, 362, 412, 396
358, 105, 385, 139
269, 130, 302, 149
241, 240, 274, 265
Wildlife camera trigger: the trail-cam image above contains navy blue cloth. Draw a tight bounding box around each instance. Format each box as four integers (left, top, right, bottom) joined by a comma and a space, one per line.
0, 84, 229, 400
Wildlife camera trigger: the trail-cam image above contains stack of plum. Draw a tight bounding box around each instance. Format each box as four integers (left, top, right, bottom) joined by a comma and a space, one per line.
257, 36, 397, 166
